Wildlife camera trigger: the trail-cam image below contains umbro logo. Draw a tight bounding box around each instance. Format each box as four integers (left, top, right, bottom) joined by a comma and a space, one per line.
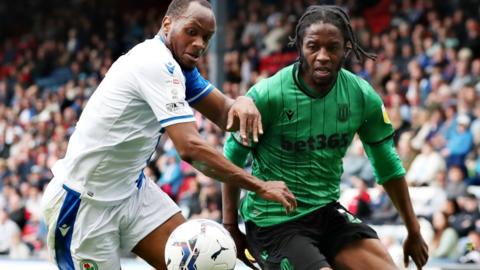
285, 109, 294, 120
59, 224, 70, 237
165, 62, 175, 75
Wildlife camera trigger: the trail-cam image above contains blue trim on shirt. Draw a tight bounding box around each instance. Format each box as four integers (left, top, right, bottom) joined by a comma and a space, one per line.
136, 170, 145, 189
54, 185, 81, 270
188, 84, 214, 105
157, 34, 214, 106
159, 115, 194, 126
183, 68, 214, 105
158, 34, 166, 43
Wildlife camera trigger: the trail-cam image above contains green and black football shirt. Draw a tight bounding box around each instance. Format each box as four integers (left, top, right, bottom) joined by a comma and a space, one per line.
224, 63, 405, 227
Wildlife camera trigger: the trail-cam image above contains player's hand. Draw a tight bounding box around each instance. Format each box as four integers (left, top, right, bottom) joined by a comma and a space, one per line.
256, 181, 297, 214
223, 224, 259, 270
226, 96, 263, 145
403, 231, 429, 269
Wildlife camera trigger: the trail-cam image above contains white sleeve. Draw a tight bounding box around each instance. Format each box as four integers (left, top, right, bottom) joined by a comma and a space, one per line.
135, 60, 195, 128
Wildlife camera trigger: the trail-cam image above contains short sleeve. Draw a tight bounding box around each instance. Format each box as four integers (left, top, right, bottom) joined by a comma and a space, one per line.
357, 81, 394, 145
224, 133, 251, 167
135, 61, 195, 128
183, 68, 214, 105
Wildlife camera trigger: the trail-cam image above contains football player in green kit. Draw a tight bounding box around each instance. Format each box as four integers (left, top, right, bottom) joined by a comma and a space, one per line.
222, 5, 429, 270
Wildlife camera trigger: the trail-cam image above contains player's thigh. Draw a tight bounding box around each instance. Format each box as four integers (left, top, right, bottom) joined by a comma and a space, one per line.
245, 222, 331, 270
127, 178, 184, 269
279, 234, 332, 270
42, 178, 67, 261
72, 196, 125, 269
333, 238, 397, 270
43, 180, 123, 269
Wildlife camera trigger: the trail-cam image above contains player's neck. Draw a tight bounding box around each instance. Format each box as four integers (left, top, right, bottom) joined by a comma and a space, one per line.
299, 70, 337, 97
158, 29, 171, 50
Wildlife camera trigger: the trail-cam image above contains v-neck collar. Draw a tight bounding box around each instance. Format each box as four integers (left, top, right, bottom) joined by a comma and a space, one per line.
292, 62, 338, 99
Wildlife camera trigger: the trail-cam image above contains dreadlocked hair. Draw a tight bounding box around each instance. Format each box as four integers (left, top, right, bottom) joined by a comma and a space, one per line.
289, 5, 377, 62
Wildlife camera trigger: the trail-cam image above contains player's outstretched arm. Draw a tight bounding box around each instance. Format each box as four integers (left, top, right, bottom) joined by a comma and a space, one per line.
192, 88, 262, 145
383, 178, 429, 269
222, 183, 259, 269
165, 121, 296, 212
221, 133, 259, 269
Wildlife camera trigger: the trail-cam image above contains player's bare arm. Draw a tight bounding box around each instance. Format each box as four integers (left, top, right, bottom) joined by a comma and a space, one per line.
165, 121, 296, 212
193, 88, 263, 145
383, 178, 429, 269
222, 181, 260, 269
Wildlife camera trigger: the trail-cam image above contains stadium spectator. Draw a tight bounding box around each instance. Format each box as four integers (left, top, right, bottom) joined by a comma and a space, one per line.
0, 207, 20, 255
429, 211, 459, 261
458, 226, 480, 264
347, 177, 372, 220
341, 136, 375, 187
442, 114, 474, 173
450, 193, 480, 237
406, 141, 446, 187
157, 149, 184, 199
369, 185, 399, 225
445, 165, 468, 200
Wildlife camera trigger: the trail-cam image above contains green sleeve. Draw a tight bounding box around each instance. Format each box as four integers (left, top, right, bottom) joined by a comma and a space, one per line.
223, 85, 269, 166
228, 84, 272, 149
363, 137, 406, 185
357, 81, 394, 144
224, 133, 250, 167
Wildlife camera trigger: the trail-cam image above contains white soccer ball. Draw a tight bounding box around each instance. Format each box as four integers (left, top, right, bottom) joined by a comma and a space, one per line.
165, 219, 237, 270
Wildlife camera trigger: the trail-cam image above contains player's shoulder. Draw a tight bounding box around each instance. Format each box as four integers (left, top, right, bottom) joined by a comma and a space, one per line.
339, 68, 379, 101
249, 64, 295, 96
127, 36, 178, 68
126, 36, 184, 79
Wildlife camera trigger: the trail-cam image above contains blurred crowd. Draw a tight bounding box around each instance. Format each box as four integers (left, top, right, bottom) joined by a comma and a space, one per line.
0, 0, 480, 265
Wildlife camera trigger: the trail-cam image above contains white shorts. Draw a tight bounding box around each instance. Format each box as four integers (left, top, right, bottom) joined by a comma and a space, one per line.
41, 176, 180, 270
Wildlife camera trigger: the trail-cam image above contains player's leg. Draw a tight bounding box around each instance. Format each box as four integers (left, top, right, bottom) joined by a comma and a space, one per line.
333, 238, 397, 270
320, 203, 397, 270
245, 221, 331, 270
131, 213, 185, 269
126, 178, 185, 269
279, 234, 332, 270
42, 178, 67, 266
42, 178, 123, 269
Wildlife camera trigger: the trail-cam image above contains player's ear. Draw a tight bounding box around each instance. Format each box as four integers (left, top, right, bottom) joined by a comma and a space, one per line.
344, 41, 352, 54
162, 16, 172, 36
344, 41, 352, 60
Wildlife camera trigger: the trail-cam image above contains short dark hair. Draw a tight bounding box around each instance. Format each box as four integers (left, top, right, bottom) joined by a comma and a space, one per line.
165, 0, 212, 19
290, 5, 376, 62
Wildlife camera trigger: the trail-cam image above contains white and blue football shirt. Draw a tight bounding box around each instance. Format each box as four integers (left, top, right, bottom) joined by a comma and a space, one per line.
52, 36, 213, 205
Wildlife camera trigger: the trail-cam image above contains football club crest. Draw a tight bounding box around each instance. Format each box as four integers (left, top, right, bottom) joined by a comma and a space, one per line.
80, 260, 98, 270
337, 104, 349, 122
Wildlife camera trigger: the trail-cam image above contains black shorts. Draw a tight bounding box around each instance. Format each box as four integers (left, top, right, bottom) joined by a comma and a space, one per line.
245, 202, 379, 270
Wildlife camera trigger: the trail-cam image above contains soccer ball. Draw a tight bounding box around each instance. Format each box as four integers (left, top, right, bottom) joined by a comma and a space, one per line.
165, 219, 237, 270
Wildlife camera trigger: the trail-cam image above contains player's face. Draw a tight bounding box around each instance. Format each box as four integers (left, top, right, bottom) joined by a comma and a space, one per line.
300, 22, 345, 91
164, 2, 215, 69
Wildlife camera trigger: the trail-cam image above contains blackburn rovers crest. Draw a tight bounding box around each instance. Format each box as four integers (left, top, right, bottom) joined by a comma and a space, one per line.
80, 260, 98, 270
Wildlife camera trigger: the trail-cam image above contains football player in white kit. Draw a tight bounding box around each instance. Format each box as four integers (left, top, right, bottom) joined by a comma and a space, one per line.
41, 0, 297, 269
